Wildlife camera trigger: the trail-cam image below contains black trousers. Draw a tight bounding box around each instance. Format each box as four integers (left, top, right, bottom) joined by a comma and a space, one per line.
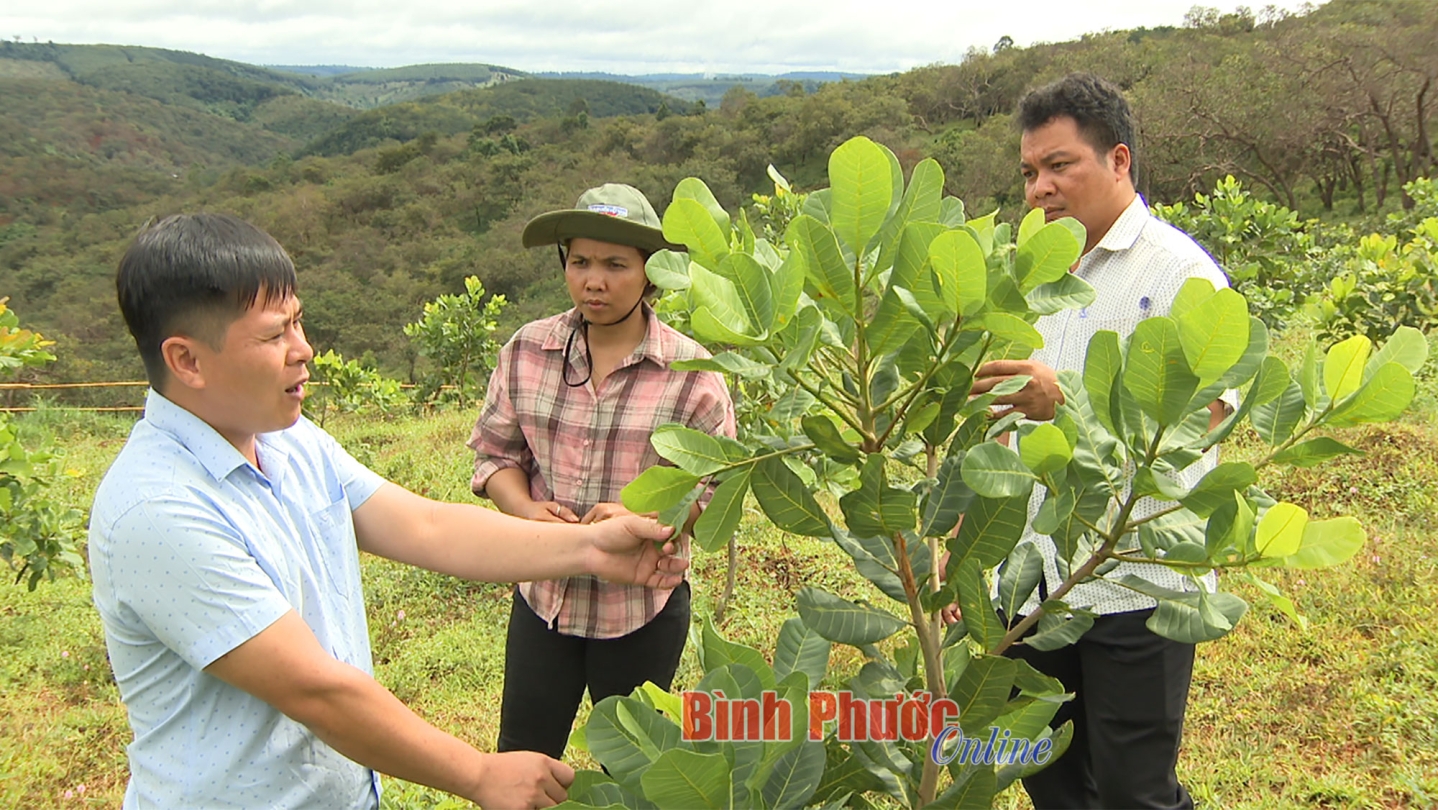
1005, 608, 1196, 810
496, 581, 690, 759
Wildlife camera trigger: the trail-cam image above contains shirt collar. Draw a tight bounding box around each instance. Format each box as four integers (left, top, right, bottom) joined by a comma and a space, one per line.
540, 304, 669, 367
1089, 194, 1150, 254
143, 389, 286, 484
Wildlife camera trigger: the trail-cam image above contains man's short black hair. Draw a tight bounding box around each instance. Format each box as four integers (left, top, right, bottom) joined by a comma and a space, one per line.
1016, 73, 1137, 183
117, 213, 297, 389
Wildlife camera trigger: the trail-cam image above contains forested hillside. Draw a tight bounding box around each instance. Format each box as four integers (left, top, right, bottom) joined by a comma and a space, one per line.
0, 0, 1433, 396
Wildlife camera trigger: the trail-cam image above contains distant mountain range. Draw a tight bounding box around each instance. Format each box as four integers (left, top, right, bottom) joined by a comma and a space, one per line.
259, 63, 872, 105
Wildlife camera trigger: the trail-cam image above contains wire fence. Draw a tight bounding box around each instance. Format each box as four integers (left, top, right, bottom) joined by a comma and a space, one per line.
0, 380, 454, 413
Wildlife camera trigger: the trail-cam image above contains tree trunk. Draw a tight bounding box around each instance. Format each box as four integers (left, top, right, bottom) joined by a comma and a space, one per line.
713, 533, 739, 625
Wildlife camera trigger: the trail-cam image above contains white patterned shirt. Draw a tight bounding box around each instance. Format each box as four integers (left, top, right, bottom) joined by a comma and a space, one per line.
1016, 194, 1233, 616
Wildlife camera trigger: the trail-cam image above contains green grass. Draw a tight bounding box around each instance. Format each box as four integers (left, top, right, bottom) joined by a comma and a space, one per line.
2, 394, 1436, 808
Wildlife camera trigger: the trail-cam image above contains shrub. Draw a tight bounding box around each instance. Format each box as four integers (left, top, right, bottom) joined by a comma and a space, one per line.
0, 299, 86, 589
1152, 175, 1319, 329
402, 276, 507, 408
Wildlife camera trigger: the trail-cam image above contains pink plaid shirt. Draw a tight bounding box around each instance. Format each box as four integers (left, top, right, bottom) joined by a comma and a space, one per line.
468, 306, 735, 638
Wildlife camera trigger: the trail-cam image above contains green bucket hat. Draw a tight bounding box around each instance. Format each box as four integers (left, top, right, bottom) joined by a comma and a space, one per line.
521, 183, 686, 255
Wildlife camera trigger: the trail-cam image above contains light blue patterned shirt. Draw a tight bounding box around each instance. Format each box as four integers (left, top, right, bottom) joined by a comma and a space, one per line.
89, 390, 387, 809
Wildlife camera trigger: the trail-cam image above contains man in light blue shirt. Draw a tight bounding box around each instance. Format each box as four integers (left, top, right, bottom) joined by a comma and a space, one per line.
89, 213, 687, 809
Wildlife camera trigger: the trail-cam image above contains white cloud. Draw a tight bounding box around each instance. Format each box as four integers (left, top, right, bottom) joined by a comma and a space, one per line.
0, 1, 1322, 74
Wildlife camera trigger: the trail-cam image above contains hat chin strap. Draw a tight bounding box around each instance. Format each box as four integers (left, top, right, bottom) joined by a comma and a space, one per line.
582, 294, 645, 327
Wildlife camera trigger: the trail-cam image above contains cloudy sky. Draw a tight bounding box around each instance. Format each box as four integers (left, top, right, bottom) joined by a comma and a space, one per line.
3, 1, 1321, 74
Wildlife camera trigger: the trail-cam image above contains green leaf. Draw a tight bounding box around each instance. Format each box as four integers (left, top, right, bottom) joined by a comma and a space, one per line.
1205, 492, 1255, 559
928, 230, 988, 316
962, 313, 1045, 349
829, 136, 894, 256
787, 215, 854, 306
1014, 221, 1082, 293
956, 559, 1004, 652
890, 221, 949, 321
1324, 334, 1372, 401
948, 494, 1029, 570
949, 653, 1018, 734
701, 618, 776, 689
1250, 380, 1306, 445
772, 250, 806, 328
1016, 206, 1046, 247
1123, 316, 1199, 426
1013, 658, 1066, 696
671, 352, 772, 380
1298, 340, 1322, 410
690, 264, 757, 340
1242, 572, 1307, 629
961, 443, 1036, 498
1278, 516, 1365, 569
563, 770, 632, 807
997, 543, 1044, 622
874, 158, 945, 272
1269, 437, 1363, 467
685, 314, 756, 358
773, 618, 831, 690
1327, 362, 1415, 427
586, 695, 684, 792
622, 466, 702, 514
965, 210, 997, 255
1256, 502, 1308, 558
761, 740, 826, 810
663, 197, 729, 270
1366, 325, 1428, 377
1176, 288, 1250, 384
651, 424, 745, 477
841, 455, 918, 537
1083, 330, 1124, 437
1024, 602, 1095, 651
1027, 271, 1097, 315
693, 470, 750, 553
1020, 423, 1072, 476
1248, 356, 1293, 408
636, 681, 683, 724
796, 587, 907, 646
832, 528, 906, 602
768, 387, 817, 425
673, 176, 731, 234
640, 748, 732, 809
920, 453, 975, 537
646, 250, 692, 291
1053, 216, 1086, 250
1169, 277, 1216, 320
1146, 592, 1248, 643
752, 458, 829, 537
657, 483, 704, 532
801, 415, 861, 464
930, 762, 998, 809
1180, 462, 1257, 517
994, 724, 1073, 794
720, 253, 776, 334
813, 742, 888, 806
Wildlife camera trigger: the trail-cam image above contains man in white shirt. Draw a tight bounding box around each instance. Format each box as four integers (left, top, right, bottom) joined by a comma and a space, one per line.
969, 73, 1230, 810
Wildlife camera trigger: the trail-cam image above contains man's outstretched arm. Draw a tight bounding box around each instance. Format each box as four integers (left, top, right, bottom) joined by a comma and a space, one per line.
205, 610, 571, 810
352, 482, 685, 588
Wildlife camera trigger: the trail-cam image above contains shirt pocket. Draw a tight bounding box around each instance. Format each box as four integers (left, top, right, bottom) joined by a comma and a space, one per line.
302, 498, 361, 612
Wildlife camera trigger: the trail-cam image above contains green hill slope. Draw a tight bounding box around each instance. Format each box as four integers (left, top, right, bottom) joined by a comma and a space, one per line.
301, 78, 686, 156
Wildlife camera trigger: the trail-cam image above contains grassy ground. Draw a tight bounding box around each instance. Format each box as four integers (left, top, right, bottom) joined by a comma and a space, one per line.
2, 384, 1436, 808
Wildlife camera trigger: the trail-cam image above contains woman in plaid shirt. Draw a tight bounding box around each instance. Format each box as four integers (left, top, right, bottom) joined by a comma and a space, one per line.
468, 183, 736, 759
